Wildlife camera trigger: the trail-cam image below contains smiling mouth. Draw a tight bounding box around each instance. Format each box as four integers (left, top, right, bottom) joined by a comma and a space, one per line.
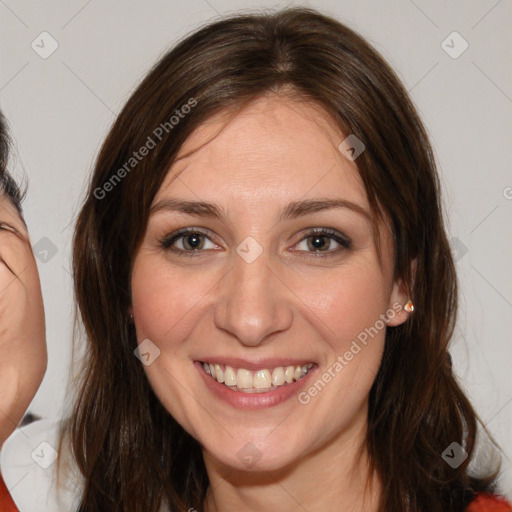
200, 361, 315, 393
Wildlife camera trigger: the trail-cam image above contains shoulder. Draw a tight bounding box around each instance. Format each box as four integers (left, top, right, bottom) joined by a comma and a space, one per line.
0, 418, 83, 512
466, 493, 512, 512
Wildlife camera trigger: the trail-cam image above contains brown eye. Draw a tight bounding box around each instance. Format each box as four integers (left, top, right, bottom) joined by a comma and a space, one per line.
294, 228, 351, 256
179, 232, 205, 250
159, 228, 217, 256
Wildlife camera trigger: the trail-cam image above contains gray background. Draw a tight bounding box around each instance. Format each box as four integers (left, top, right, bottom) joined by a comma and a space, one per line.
1, 0, 511, 496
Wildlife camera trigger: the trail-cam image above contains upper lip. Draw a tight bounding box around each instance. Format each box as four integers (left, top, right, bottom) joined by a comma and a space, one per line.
196, 357, 316, 371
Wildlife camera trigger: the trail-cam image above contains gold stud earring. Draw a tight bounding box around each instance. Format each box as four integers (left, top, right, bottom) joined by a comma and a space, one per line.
404, 300, 414, 312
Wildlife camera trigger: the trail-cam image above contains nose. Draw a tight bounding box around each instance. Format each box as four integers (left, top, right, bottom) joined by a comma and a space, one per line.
213, 246, 293, 347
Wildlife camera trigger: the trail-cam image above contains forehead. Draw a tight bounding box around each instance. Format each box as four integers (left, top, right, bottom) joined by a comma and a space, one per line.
153, 95, 368, 210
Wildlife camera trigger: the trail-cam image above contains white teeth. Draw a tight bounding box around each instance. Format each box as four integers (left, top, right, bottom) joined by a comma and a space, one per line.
214, 364, 224, 383
202, 362, 314, 392
253, 369, 272, 389
284, 366, 294, 383
271, 366, 285, 386
236, 368, 252, 389
224, 365, 237, 386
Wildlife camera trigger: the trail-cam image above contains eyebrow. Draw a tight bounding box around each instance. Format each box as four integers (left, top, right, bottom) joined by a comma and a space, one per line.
150, 197, 372, 222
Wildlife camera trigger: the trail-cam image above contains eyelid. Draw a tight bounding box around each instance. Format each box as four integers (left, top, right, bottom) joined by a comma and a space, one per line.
295, 227, 351, 244
159, 227, 220, 250
290, 227, 351, 257
159, 226, 351, 257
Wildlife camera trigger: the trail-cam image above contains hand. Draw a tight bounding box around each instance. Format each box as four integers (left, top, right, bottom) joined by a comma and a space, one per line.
0, 195, 47, 449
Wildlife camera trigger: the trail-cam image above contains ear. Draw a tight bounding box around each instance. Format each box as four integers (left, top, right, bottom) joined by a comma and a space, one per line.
386, 258, 417, 327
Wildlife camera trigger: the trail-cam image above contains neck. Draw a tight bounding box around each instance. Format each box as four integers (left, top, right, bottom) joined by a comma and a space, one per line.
202, 421, 381, 512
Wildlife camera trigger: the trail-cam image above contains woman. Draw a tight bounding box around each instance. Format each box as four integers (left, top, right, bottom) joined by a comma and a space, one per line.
1, 6, 510, 512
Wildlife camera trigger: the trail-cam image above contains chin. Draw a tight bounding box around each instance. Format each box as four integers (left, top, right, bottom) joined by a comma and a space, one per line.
201, 427, 308, 474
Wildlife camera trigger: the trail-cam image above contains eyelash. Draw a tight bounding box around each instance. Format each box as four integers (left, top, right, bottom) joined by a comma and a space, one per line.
158, 227, 351, 258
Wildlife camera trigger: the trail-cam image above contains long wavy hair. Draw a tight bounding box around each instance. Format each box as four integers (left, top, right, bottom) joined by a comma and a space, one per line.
61, 7, 502, 511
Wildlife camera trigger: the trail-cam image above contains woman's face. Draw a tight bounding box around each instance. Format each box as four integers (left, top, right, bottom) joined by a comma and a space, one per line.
130, 95, 410, 472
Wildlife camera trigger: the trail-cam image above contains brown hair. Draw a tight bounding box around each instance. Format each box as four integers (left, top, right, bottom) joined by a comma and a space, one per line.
64, 7, 502, 511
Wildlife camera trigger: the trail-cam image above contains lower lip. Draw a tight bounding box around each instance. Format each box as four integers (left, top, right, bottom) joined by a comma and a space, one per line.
194, 361, 318, 410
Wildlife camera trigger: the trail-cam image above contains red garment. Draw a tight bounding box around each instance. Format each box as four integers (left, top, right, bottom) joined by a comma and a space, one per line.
467, 493, 512, 512
0, 473, 18, 512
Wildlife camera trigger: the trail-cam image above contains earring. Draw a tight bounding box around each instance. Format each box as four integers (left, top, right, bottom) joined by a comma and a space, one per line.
404, 300, 414, 312
128, 313, 134, 321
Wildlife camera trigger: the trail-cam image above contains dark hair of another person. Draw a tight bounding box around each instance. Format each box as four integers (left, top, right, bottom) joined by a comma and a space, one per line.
63, 7, 503, 512
0, 112, 25, 217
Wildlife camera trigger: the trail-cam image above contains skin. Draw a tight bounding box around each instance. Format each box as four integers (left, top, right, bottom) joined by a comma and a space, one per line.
0, 195, 46, 452
130, 95, 412, 512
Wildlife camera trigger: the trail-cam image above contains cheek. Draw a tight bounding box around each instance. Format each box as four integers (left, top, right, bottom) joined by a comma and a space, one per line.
288, 260, 389, 418
292, 260, 390, 352
130, 257, 210, 429
130, 256, 210, 347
